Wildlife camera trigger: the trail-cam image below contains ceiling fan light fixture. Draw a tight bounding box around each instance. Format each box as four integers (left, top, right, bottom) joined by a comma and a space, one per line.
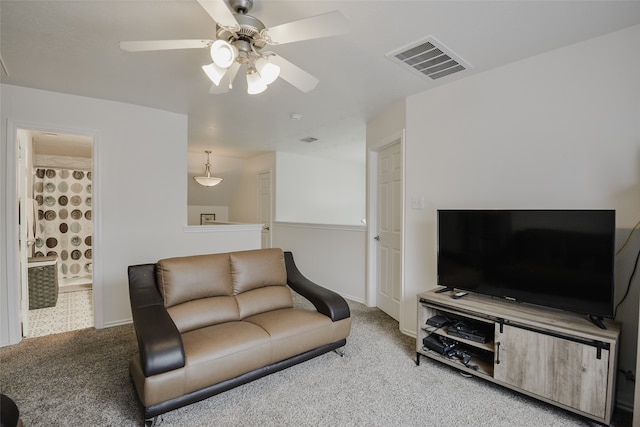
210, 40, 237, 68
194, 150, 223, 187
202, 62, 228, 86
121, 2, 349, 95
255, 57, 280, 85
246, 68, 267, 94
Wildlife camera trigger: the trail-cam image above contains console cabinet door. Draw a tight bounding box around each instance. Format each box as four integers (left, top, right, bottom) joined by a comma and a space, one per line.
494, 324, 608, 418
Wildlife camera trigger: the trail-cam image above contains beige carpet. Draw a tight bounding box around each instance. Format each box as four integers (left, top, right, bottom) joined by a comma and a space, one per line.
0, 297, 632, 426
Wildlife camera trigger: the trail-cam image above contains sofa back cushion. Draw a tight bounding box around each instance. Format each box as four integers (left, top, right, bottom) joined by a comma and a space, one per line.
168, 295, 239, 333
235, 286, 293, 319
156, 248, 293, 332
230, 248, 287, 294
230, 248, 292, 318
157, 253, 233, 307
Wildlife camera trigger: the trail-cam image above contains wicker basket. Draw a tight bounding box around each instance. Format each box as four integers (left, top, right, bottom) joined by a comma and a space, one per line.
27, 256, 59, 309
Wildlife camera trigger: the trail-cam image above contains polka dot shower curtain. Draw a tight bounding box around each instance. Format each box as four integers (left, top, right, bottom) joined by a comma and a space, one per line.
33, 168, 93, 279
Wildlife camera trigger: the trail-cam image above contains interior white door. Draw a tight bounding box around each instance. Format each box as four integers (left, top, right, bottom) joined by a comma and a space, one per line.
376, 141, 402, 321
258, 171, 272, 248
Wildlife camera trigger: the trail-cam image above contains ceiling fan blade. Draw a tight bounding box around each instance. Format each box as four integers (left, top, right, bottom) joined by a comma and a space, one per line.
266, 10, 348, 45
197, 0, 239, 28
209, 62, 241, 94
269, 54, 319, 93
119, 40, 212, 52
227, 62, 241, 87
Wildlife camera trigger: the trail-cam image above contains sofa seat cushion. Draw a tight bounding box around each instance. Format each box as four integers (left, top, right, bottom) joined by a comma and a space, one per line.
181, 321, 273, 393
130, 320, 274, 407
244, 308, 338, 362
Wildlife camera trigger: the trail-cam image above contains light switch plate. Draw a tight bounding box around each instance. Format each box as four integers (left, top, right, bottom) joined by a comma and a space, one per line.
411, 196, 424, 209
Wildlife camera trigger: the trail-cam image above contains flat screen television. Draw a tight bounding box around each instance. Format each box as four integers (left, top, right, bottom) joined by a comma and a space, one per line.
437, 209, 615, 318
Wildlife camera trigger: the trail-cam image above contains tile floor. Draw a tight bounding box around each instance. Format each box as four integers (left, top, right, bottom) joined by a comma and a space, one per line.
27, 289, 94, 337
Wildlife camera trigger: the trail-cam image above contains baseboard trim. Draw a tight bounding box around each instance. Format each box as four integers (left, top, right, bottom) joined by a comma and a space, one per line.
100, 318, 132, 329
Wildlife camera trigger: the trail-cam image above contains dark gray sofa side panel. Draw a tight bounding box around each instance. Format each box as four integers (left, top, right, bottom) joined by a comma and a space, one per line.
128, 264, 185, 376
284, 252, 350, 322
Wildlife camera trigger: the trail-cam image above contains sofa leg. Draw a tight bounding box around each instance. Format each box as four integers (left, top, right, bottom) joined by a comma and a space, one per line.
145, 416, 160, 426
334, 347, 345, 357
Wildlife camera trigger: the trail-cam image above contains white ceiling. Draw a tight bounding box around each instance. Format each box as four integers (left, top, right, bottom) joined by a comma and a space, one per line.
30, 131, 93, 158
2, 1, 639, 162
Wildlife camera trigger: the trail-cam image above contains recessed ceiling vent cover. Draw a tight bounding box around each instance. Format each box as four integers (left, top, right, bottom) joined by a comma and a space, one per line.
386, 36, 472, 81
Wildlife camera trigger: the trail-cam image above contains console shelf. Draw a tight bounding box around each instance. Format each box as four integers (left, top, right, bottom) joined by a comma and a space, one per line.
421, 326, 495, 353
417, 288, 621, 425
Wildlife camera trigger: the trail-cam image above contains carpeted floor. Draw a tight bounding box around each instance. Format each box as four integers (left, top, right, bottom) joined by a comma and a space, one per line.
0, 296, 633, 426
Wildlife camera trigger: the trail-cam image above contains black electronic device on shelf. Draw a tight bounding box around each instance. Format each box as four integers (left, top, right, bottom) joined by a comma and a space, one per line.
422, 334, 457, 355
426, 315, 453, 328
447, 320, 492, 344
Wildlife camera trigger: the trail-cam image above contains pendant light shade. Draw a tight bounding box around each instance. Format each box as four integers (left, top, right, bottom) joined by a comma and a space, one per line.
202, 62, 229, 86
255, 56, 280, 85
194, 151, 223, 187
246, 67, 267, 95
210, 40, 237, 68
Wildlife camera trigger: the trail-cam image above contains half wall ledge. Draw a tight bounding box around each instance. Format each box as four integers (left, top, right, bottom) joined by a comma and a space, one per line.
182, 223, 263, 233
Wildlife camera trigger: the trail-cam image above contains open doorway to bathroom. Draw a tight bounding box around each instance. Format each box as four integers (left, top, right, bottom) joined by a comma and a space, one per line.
20, 129, 94, 337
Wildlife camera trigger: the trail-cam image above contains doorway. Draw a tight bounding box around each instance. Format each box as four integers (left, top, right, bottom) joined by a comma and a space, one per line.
375, 141, 403, 321
18, 128, 94, 337
367, 131, 404, 324
258, 171, 272, 248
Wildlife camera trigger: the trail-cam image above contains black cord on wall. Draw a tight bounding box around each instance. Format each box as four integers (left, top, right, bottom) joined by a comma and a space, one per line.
613, 220, 640, 319
614, 247, 640, 319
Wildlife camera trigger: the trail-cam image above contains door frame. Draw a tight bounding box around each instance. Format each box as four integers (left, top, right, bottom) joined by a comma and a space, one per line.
366, 130, 405, 314
4, 119, 100, 344
257, 170, 273, 248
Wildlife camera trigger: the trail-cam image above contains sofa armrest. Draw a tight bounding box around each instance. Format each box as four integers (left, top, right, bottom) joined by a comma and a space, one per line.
128, 264, 185, 377
284, 252, 350, 322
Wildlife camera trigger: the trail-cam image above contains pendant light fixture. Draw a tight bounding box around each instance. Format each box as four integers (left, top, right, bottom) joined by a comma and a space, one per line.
194, 151, 223, 187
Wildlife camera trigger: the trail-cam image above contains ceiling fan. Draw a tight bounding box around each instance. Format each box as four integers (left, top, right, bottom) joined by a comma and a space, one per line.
119, 0, 349, 95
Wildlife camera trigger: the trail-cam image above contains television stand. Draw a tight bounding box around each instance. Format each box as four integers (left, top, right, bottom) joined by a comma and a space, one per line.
589, 314, 607, 330
417, 289, 620, 425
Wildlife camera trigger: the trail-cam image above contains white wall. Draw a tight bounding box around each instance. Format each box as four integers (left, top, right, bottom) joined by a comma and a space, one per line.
401, 25, 640, 408
366, 101, 406, 145
272, 222, 366, 303
275, 152, 365, 225
1, 85, 261, 346
227, 152, 368, 304
366, 101, 407, 308
229, 152, 276, 223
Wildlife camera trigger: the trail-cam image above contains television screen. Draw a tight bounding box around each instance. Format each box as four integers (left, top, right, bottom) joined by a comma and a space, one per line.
437, 209, 615, 318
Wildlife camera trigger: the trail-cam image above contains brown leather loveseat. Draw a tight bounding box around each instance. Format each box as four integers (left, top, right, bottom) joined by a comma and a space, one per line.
127, 248, 351, 425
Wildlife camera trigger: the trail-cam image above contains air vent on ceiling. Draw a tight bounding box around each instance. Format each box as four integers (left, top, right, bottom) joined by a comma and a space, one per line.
386, 36, 472, 81
299, 137, 318, 143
